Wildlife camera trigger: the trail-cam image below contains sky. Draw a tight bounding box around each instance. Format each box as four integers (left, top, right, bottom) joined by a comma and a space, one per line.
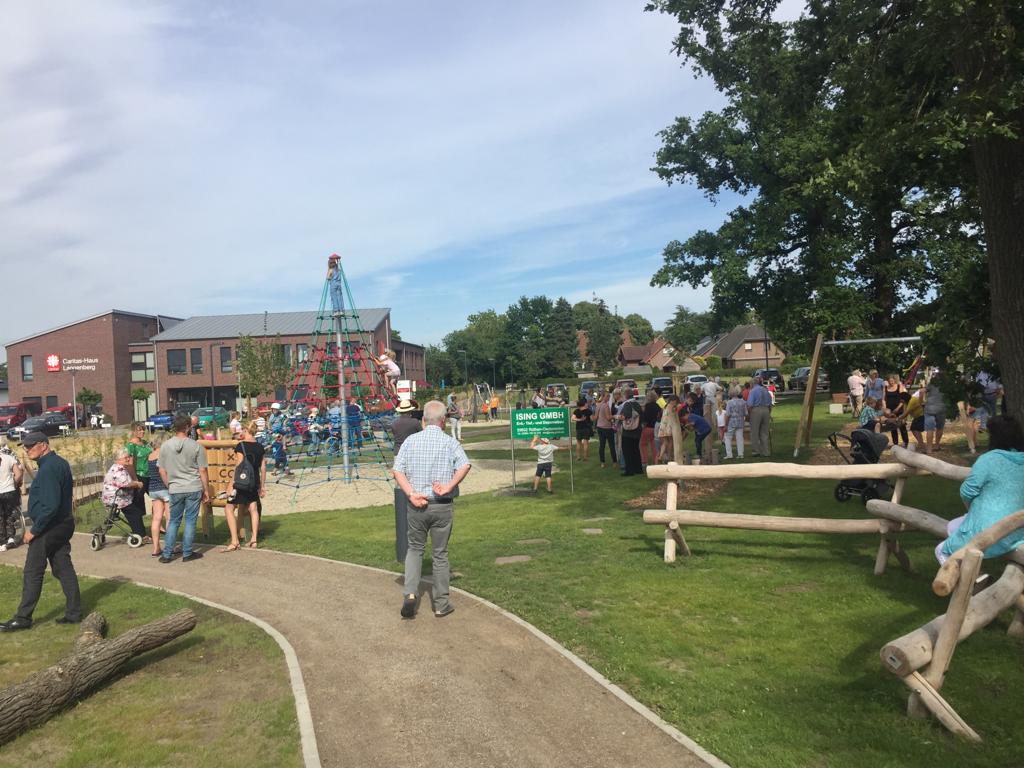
0, 0, 750, 362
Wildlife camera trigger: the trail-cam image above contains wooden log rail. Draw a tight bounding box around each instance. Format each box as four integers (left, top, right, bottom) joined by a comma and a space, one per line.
646, 462, 927, 481
877, 510, 1024, 740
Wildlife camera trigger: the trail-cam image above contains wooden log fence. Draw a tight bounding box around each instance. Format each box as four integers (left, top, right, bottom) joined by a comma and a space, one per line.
645, 449, 1024, 739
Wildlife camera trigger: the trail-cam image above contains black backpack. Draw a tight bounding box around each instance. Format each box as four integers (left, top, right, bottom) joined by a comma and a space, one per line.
233, 448, 257, 494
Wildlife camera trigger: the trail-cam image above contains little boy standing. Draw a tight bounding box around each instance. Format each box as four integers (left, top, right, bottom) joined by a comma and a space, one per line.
530, 435, 558, 494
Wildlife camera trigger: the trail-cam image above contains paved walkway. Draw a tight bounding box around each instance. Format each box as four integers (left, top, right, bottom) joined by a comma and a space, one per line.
6, 537, 724, 768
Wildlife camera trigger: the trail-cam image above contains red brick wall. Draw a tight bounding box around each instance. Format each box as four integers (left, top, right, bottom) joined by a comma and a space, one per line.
6, 312, 161, 424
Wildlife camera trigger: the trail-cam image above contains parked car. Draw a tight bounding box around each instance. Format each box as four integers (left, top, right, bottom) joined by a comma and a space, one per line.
193, 406, 230, 428
647, 376, 674, 396
790, 367, 831, 392
614, 379, 639, 396
8, 413, 71, 441
684, 374, 708, 386
754, 368, 786, 390
0, 401, 44, 432
146, 409, 176, 432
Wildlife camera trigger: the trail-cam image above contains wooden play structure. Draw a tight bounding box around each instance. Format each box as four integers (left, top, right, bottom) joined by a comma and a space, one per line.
643, 446, 1024, 739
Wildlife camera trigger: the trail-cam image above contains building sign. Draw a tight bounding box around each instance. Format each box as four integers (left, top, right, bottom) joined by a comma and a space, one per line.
510, 407, 570, 440
45, 354, 61, 372
62, 357, 99, 372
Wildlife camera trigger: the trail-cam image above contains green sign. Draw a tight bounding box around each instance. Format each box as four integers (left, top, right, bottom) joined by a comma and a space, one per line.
511, 407, 570, 440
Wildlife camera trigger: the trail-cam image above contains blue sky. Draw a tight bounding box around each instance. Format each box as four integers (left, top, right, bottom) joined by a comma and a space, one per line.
0, 0, 755, 361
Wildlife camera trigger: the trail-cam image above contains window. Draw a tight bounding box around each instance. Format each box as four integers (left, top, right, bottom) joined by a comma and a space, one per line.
46, 395, 58, 408
277, 344, 292, 365
190, 348, 203, 374
131, 352, 155, 382
296, 343, 308, 363
167, 349, 186, 375
744, 343, 753, 351
220, 346, 233, 373
21, 355, 33, 382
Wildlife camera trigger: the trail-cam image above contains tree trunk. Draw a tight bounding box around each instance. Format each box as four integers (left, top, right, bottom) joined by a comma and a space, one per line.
971, 130, 1024, 425
0, 609, 197, 745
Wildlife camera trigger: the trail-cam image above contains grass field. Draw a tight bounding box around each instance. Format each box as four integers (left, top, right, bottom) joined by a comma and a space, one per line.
247, 397, 1022, 768
0, 568, 300, 768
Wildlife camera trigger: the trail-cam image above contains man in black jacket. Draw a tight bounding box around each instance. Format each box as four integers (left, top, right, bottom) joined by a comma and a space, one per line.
0, 432, 81, 631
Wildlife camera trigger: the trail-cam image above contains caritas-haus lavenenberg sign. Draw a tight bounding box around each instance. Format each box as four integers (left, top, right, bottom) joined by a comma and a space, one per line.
46, 353, 100, 373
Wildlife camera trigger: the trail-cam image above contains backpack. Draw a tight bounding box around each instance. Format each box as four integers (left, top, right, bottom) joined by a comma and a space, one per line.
621, 401, 640, 432
233, 447, 257, 494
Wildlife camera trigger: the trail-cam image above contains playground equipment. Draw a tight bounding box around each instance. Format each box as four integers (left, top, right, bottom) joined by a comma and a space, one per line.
275, 255, 396, 486
643, 446, 1024, 739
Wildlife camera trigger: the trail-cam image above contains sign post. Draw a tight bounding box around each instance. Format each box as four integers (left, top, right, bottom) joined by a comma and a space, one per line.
510, 407, 573, 493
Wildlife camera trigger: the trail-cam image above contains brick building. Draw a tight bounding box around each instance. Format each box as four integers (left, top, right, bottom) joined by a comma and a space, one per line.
5, 310, 182, 424
4, 307, 425, 424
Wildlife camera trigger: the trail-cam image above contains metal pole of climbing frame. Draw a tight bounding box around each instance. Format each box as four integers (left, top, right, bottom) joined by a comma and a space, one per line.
336, 313, 351, 482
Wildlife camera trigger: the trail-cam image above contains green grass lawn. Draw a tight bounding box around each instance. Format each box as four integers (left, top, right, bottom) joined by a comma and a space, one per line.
0, 568, 300, 768
249, 397, 1021, 768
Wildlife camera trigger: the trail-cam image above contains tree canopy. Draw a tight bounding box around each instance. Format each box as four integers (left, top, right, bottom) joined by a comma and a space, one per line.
647, 0, 1022, 418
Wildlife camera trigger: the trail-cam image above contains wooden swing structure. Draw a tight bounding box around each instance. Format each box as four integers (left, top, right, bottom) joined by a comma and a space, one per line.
791, 333, 923, 458
642, 446, 1024, 739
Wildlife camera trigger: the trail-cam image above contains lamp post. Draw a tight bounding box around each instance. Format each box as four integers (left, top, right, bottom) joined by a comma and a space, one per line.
488, 357, 495, 388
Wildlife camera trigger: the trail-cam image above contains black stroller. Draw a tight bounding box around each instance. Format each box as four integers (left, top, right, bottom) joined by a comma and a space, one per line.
827, 428, 893, 504
90, 504, 145, 551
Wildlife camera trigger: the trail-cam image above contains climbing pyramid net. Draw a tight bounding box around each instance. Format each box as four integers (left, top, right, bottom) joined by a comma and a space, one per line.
270, 256, 397, 488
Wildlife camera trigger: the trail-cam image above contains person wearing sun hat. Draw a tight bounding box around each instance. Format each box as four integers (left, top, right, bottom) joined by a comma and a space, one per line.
0, 432, 81, 632
391, 399, 422, 561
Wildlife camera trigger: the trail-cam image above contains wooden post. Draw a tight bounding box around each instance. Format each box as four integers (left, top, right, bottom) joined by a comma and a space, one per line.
702, 397, 713, 464
662, 473, 690, 561
901, 672, 981, 741
792, 333, 823, 458
1008, 594, 1024, 639
925, 548, 983, 689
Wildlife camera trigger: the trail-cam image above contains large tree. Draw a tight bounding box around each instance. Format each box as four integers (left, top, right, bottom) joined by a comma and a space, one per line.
663, 306, 712, 353
647, 0, 1021, 419
622, 313, 655, 346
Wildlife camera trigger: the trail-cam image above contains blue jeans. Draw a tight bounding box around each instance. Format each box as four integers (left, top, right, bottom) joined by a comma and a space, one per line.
329, 273, 345, 314
164, 490, 202, 558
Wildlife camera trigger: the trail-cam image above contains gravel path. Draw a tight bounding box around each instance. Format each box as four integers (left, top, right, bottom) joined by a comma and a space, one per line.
4, 539, 723, 768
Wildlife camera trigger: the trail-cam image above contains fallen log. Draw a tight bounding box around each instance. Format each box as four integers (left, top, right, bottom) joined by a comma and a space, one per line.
880, 563, 1024, 677
0, 609, 197, 745
890, 445, 971, 482
646, 462, 925, 481
643, 509, 881, 534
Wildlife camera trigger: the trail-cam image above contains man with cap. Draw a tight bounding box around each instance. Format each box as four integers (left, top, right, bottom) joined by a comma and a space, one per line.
391, 399, 422, 562
1, 432, 81, 631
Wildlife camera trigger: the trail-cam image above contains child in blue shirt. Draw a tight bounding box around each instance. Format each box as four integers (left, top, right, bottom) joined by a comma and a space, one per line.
682, 412, 712, 455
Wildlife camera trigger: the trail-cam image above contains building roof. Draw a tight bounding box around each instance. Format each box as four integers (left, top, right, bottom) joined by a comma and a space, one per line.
713, 324, 778, 359
5, 310, 183, 346
619, 345, 649, 365
694, 333, 726, 357
149, 309, 390, 342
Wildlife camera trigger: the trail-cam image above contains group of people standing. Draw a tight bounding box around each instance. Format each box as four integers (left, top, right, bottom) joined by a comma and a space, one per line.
566, 375, 776, 475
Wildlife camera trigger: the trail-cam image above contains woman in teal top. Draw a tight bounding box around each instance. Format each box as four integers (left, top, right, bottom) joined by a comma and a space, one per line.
937, 416, 1024, 562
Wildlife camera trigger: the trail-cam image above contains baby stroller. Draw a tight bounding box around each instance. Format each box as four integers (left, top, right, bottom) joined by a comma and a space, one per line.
827, 428, 892, 504
90, 504, 145, 551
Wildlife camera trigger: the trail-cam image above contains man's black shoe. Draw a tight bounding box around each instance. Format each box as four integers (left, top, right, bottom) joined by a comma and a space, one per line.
158, 555, 173, 563
434, 605, 455, 618
55, 617, 81, 625
182, 551, 204, 562
400, 593, 417, 619
0, 617, 32, 632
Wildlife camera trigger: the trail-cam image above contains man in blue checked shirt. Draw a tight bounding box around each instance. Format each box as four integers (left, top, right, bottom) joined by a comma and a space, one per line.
392, 401, 472, 619
747, 376, 774, 457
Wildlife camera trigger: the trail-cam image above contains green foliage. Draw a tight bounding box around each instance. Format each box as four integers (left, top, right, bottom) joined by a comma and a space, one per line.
75, 387, 102, 410
130, 388, 150, 402
579, 299, 621, 372
645, 0, 991, 361
444, 309, 506, 384
236, 335, 293, 398
690, 354, 706, 369
424, 344, 457, 387
621, 312, 655, 346
703, 354, 721, 370
662, 305, 711, 353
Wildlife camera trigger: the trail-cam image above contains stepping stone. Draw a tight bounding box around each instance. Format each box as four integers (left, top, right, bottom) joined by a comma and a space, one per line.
583, 516, 612, 522
495, 555, 532, 565
516, 538, 550, 545
581, 528, 603, 535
